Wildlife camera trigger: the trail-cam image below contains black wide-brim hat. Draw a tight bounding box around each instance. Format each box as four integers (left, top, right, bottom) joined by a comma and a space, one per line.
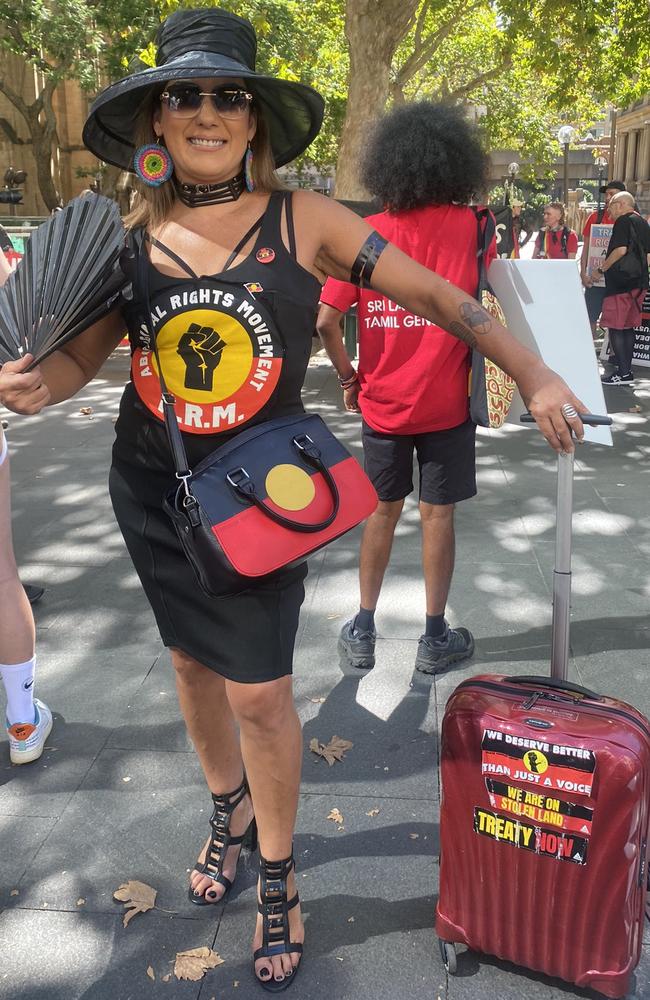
83, 8, 324, 171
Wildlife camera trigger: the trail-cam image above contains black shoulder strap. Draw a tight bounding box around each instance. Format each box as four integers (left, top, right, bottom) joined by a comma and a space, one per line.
471, 206, 495, 293
561, 226, 570, 257
283, 191, 297, 258
148, 234, 198, 279
221, 211, 267, 271
136, 239, 192, 483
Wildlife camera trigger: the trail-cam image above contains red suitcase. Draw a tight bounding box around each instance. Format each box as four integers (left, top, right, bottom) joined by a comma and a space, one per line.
435, 427, 650, 998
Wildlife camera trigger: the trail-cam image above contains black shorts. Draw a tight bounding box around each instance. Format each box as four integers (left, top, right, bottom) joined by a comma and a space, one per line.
585, 285, 607, 325
109, 458, 307, 684
361, 419, 477, 505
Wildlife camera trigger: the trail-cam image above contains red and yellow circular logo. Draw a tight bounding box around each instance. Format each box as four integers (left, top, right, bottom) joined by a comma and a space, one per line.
133, 305, 283, 434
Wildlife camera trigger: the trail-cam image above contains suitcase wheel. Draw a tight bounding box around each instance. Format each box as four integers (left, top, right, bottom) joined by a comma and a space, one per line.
438, 938, 458, 975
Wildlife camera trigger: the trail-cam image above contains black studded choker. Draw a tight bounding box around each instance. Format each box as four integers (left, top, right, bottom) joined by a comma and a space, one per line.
175, 171, 245, 208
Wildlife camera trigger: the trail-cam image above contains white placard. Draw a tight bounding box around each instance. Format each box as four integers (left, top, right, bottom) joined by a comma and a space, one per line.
488, 259, 613, 446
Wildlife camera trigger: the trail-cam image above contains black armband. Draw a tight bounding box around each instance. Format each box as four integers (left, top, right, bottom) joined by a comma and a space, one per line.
350, 231, 388, 287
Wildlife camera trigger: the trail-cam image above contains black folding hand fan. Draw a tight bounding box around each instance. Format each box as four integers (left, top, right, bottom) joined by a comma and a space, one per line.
0, 194, 131, 368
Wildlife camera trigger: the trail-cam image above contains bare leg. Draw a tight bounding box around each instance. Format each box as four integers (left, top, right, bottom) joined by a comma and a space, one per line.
226, 675, 303, 986
419, 502, 455, 615
0, 439, 34, 666
358, 499, 404, 610
172, 649, 253, 903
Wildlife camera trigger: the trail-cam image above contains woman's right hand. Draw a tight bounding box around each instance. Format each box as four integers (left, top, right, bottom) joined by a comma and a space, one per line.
0, 354, 51, 414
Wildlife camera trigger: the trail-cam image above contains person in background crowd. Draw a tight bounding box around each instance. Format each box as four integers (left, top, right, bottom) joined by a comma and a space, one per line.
509, 198, 526, 258
532, 202, 578, 260
581, 180, 626, 337
317, 102, 496, 676
598, 191, 650, 386
0, 251, 52, 764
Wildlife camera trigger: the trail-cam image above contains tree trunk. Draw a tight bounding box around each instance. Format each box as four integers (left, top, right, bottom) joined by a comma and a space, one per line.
29, 126, 61, 211
334, 0, 418, 199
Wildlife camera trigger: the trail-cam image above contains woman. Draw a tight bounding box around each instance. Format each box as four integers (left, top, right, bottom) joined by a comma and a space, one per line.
0, 8, 586, 990
532, 202, 578, 260
0, 251, 52, 765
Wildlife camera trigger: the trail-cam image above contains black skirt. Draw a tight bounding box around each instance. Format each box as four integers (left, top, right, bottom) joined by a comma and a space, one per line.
109, 458, 307, 683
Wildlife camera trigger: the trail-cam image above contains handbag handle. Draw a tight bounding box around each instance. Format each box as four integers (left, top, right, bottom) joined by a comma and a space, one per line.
226, 433, 340, 533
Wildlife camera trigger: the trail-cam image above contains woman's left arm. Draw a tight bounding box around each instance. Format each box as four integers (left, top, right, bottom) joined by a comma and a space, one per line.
308, 195, 586, 453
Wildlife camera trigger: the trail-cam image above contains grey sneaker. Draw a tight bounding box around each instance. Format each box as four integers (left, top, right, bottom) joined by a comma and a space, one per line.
339, 619, 376, 669
415, 624, 474, 675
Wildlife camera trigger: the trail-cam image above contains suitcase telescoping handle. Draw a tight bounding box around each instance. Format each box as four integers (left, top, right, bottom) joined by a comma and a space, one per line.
520, 412, 613, 681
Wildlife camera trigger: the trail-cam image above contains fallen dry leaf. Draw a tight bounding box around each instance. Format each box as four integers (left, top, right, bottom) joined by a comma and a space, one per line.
10, 889, 18, 897
161, 974, 171, 983
347, 916, 355, 923
113, 880, 157, 927
122, 776, 131, 783
174, 947, 224, 981
146, 966, 155, 981
308, 696, 326, 704
79, 407, 93, 416
366, 808, 380, 818
327, 807, 344, 825
409, 833, 420, 840
233, 981, 240, 987
309, 735, 353, 766
76, 898, 85, 906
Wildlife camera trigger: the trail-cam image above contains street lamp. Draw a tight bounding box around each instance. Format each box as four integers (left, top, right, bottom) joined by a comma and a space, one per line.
595, 155, 608, 218
505, 161, 519, 205
557, 125, 576, 204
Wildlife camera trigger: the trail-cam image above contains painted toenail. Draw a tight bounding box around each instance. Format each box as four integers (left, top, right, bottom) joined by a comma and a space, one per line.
275, 976, 284, 982
206, 891, 216, 898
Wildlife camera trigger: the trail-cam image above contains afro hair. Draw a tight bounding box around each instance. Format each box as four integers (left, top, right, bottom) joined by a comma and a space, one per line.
360, 102, 490, 212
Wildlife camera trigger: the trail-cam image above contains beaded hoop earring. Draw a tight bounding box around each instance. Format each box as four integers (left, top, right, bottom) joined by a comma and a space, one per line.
244, 143, 255, 193
133, 139, 174, 187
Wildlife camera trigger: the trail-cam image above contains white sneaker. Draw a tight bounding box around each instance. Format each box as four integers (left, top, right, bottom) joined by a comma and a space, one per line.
7, 699, 53, 764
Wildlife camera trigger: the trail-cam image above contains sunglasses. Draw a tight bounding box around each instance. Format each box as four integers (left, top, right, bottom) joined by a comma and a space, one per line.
160, 84, 253, 119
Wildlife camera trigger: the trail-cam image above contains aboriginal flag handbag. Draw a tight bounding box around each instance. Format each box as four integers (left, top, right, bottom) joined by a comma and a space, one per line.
138, 247, 377, 597
468, 207, 516, 429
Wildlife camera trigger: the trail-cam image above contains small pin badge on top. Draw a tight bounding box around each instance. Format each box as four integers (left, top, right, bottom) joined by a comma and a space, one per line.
256, 247, 275, 264
245, 281, 264, 294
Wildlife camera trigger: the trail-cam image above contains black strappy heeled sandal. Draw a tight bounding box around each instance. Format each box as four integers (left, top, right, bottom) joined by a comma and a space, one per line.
253, 853, 303, 992
188, 780, 257, 906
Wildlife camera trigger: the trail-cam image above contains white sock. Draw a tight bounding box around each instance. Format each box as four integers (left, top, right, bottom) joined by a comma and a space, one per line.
0, 657, 36, 725
0, 433, 7, 466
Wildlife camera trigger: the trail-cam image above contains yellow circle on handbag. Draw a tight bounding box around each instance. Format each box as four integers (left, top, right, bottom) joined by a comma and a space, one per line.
265, 464, 316, 511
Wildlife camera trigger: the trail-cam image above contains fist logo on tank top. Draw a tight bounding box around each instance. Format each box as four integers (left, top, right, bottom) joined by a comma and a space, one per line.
132, 287, 283, 434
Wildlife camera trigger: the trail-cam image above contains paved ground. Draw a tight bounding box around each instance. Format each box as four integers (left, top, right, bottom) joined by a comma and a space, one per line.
1, 347, 649, 1000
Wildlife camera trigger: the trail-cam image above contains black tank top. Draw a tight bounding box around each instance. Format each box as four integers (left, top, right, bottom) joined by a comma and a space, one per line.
114, 191, 321, 472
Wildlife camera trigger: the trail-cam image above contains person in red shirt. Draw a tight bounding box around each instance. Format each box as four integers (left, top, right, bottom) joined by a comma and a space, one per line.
581, 180, 626, 336
532, 203, 578, 260
317, 102, 496, 675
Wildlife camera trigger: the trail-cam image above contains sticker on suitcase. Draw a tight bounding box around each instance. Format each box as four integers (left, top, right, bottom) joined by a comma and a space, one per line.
485, 778, 594, 836
481, 729, 596, 797
474, 807, 589, 865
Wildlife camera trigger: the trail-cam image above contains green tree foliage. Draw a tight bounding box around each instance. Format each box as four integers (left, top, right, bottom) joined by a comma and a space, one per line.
0, 0, 647, 205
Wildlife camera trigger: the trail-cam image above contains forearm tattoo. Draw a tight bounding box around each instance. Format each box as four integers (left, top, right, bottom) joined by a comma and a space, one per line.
448, 302, 494, 350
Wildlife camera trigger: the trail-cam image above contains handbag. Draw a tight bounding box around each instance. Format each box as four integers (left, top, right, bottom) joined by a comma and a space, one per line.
163, 411, 377, 596
137, 241, 377, 597
468, 208, 516, 429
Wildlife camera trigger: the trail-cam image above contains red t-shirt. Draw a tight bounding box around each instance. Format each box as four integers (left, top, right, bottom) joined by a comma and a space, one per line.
533, 227, 578, 259
320, 204, 496, 434
582, 208, 613, 242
